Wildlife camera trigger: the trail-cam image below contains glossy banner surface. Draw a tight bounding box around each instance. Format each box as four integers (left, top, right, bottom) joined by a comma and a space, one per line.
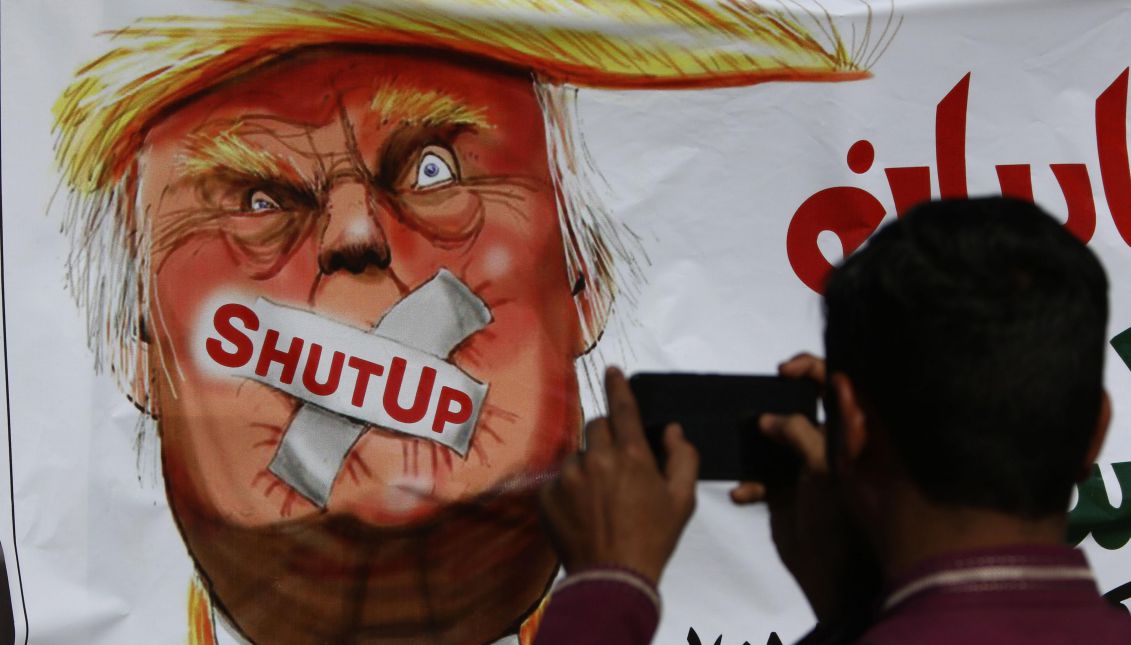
1, 1, 1129, 643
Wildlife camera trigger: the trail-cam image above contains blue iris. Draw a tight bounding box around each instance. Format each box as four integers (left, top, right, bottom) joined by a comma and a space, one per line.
424, 162, 439, 177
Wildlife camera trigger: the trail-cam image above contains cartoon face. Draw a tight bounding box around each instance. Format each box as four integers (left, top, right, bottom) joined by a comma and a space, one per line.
138, 48, 583, 642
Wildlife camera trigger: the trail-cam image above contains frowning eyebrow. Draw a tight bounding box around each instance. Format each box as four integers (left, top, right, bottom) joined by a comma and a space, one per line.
369, 85, 492, 129
178, 125, 307, 185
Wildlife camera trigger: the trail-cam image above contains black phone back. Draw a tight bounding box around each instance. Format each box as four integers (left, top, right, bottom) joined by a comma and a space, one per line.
629, 373, 818, 483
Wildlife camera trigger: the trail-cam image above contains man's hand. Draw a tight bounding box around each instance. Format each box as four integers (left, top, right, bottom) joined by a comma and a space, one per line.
540, 367, 699, 586
730, 354, 880, 626
731, 353, 829, 503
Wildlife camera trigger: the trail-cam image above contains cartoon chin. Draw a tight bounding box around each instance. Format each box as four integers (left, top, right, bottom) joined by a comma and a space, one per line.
178, 475, 558, 645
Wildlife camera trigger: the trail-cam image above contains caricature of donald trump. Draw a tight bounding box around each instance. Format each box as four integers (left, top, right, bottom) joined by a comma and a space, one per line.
51, 1, 865, 642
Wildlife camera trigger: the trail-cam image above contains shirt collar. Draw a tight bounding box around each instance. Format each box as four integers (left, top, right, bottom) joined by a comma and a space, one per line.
882, 544, 1096, 612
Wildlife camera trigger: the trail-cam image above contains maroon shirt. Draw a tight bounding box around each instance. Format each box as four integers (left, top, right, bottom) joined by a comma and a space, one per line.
860, 545, 1130, 644
533, 567, 661, 645
534, 546, 1131, 644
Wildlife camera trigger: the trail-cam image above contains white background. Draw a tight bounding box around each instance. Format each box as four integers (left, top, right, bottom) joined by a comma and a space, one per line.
2, 1, 1130, 643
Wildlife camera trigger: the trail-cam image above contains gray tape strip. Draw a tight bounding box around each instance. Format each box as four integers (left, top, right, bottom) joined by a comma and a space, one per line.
267, 269, 490, 507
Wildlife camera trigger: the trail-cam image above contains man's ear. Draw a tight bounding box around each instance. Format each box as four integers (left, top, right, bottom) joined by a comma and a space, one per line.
1079, 390, 1111, 481
569, 271, 596, 356
569, 269, 619, 357
127, 167, 158, 418
128, 314, 157, 418
830, 373, 868, 463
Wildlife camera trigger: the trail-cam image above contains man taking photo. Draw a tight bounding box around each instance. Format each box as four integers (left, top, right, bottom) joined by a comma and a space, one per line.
534, 197, 1131, 644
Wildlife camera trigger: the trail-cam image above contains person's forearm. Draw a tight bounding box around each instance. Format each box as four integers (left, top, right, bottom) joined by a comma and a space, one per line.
533, 567, 661, 645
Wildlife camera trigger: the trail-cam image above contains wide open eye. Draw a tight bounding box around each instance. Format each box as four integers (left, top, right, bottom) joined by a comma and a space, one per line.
244, 189, 282, 214
413, 147, 457, 190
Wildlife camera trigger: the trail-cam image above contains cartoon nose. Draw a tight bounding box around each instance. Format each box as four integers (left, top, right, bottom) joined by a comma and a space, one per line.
319, 181, 392, 274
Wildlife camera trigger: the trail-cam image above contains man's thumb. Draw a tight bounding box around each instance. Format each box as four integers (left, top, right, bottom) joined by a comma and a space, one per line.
663, 423, 698, 507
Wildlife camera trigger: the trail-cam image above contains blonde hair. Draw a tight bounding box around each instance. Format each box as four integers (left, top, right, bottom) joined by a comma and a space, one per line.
51, 0, 876, 398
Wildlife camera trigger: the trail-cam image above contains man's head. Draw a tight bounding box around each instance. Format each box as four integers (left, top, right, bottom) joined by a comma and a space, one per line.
824, 197, 1109, 519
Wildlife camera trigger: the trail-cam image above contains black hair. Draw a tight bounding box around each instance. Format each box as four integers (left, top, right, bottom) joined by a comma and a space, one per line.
823, 197, 1108, 517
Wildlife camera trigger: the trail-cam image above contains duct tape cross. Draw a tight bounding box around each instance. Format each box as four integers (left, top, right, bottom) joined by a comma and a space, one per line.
265, 269, 491, 508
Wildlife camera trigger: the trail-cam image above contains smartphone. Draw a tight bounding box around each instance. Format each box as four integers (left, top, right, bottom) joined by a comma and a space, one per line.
627, 373, 819, 483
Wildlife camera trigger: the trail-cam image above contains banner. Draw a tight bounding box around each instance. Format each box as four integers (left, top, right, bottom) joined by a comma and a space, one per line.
1, 1, 1128, 643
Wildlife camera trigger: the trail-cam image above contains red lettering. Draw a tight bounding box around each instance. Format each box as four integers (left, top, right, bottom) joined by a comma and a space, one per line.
205, 303, 259, 368
847, 139, 874, 174
1097, 68, 1130, 246
995, 164, 1034, 201
787, 140, 888, 293
254, 330, 303, 385
348, 356, 384, 408
788, 69, 1131, 289
885, 166, 932, 216
301, 344, 345, 397
936, 73, 970, 199
786, 186, 887, 293
383, 357, 436, 424
1051, 164, 1097, 243
432, 387, 472, 433
994, 163, 1096, 242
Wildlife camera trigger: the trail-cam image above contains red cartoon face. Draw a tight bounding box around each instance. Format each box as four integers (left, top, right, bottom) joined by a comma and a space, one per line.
138, 49, 584, 642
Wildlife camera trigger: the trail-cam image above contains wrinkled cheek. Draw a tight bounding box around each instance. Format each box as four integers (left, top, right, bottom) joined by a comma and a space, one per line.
396, 187, 484, 246
470, 242, 519, 288
158, 380, 304, 525
450, 308, 582, 468
151, 234, 322, 523
449, 201, 583, 465
463, 236, 581, 360
152, 235, 320, 374
383, 191, 572, 300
